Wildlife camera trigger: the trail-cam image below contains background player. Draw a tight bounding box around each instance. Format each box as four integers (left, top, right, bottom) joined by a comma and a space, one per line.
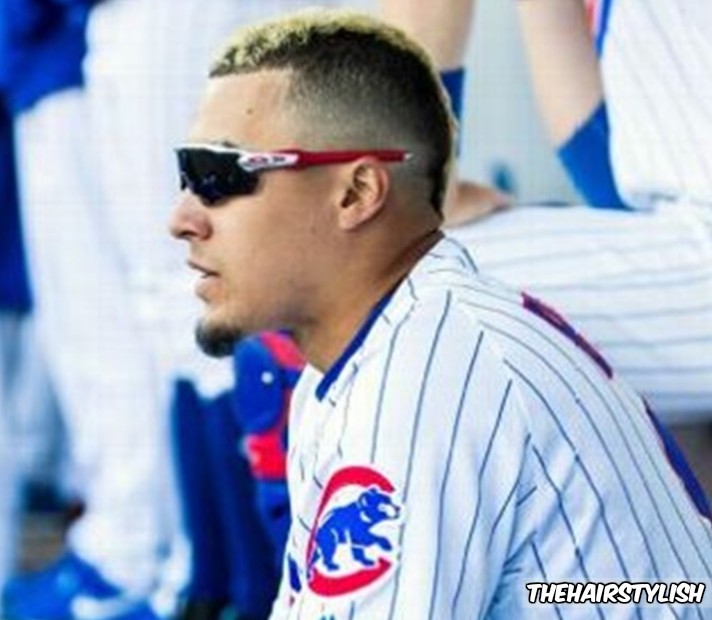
170, 11, 712, 618
446, 0, 712, 422
2, 1, 190, 617
0, 92, 31, 598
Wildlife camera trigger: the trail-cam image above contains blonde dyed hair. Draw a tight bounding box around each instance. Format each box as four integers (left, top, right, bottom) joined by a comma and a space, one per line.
210, 9, 455, 212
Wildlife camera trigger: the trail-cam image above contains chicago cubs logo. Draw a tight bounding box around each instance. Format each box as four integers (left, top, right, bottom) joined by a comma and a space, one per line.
306, 466, 402, 597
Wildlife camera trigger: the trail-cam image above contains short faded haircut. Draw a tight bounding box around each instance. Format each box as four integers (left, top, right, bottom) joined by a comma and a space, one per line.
210, 9, 456, 212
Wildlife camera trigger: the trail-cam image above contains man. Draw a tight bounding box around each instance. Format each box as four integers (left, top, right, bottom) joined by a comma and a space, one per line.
74, 1, 477, 617
170, 10, 711, 617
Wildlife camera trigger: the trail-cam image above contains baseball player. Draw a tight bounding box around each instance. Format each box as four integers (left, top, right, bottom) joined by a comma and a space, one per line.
1, 2, 184, 617
170, 10, 712, 619
0, 98, 29, 594
0, 82, 63, 603
74, 2, 377, 617
76, 1, 465, 616
448, 0, 712, 422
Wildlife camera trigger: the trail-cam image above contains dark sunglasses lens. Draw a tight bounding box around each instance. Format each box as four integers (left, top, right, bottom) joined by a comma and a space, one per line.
177, 149, 259, 204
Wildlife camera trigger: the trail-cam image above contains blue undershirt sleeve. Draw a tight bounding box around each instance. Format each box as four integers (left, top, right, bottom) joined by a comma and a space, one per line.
440, 67, 465, 156
557, 101, 628, 209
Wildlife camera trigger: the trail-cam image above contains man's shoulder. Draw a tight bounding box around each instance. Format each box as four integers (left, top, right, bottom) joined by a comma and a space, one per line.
410, 256, 617, 387
406, 254, 530, 341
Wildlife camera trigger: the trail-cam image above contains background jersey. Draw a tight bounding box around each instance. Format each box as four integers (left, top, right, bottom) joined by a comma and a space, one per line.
0, 102, 31, 312
592, 0, 712, 207
233, 332, 305, 565
271, 237, 712, 620
233, 332, 304, 481
450, 204, 712, 422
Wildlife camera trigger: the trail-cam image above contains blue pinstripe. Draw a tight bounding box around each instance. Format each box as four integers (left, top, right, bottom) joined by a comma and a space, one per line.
532, 446, 606, 620
472, 308, 667, 579
370, 309, 412, 463
450, 380, 514, 617
516, 485, 537, 507
531, 542, 565, 620
387, 292, 453, 620
297, 516, 311, 534
507, 364, 641, 579
615, 393, 712, 567
639, 4, 712, 183
279, 240, 712, 618
486, 434, 533, 556
336, 364, 359, 460
475, 306, 706, 590
427, 331, 485, 620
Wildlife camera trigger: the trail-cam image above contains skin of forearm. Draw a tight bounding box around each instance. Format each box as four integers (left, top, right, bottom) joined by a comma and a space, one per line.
516, 0, 604, 146
378, 0, 476, 69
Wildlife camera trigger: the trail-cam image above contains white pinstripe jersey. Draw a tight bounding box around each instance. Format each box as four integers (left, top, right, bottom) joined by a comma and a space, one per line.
270, 237, 712, 620
592, 0, 712, 208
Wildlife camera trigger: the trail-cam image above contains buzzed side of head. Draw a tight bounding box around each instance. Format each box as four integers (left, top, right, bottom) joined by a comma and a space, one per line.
209, 10, 456, 212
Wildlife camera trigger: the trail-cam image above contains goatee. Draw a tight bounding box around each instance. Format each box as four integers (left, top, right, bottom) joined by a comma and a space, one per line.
195, 320, 244, 358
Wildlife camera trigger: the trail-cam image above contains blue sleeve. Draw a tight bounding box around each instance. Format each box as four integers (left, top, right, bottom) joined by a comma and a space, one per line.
0, 101, 32, 312
646, 409, 711, 520
48, 0, 103, 8
440, 68, 465, 126
4, 0, 62, 42
440, 67, 465, 156
232, 337, 284, 435
556, 102, 628, 209
1, 0, 88, 112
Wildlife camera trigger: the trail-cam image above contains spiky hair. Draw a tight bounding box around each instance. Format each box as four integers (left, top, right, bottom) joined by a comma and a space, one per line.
210, 9, 455, 212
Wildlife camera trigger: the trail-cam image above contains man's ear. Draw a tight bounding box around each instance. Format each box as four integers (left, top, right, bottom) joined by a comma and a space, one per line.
336, 159, 390, 231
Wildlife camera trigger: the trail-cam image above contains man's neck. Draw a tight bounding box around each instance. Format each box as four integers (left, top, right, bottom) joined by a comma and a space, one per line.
296, 227, 444, 372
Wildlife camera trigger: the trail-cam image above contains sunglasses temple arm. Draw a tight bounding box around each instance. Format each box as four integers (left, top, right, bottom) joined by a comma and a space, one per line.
287, 149, 410, 167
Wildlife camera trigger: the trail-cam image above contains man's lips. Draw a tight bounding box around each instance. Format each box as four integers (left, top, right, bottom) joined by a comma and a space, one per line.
187, 259, 219, 278
188, 260, 220, 300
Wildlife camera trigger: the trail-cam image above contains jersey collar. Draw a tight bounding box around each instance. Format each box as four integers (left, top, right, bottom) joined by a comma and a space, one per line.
313, 237, 478, 402
315, 289, 395, 402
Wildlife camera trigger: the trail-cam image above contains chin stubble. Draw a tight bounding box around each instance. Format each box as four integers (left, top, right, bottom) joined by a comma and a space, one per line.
194, 319, 245, 358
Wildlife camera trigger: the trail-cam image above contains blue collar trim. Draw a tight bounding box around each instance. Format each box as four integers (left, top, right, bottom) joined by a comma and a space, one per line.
315, 290, 395, 401
595, 0, 614, 55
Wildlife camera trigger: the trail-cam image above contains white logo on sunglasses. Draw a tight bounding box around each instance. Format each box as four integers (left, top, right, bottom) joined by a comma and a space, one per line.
239, 152, 300, 172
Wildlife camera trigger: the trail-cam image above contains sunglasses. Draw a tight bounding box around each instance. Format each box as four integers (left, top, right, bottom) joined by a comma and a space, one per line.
176, 143, 411, 205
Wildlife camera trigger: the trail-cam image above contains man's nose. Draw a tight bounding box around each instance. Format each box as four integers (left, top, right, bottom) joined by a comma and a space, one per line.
169, 191, 211, 240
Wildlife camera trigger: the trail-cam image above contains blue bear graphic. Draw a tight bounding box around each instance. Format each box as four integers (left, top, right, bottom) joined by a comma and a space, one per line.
310, 486, 400, 574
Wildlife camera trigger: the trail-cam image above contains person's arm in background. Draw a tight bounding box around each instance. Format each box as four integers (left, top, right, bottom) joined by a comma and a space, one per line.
517, 0, 602, 145
515, 0, 625, 208
378, 0, 474, 70
378, 0, 511, 224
